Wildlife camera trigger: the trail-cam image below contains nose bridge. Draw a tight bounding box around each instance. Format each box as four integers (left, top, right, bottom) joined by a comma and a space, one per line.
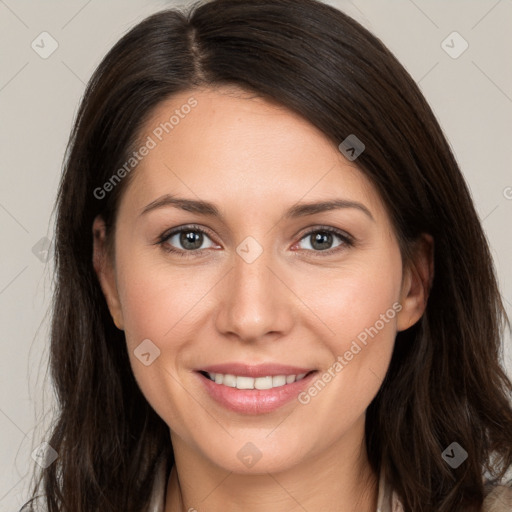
215, 233, 292, 341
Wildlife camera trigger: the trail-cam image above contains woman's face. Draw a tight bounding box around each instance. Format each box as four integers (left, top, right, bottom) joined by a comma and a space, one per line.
94, 86, 428, 475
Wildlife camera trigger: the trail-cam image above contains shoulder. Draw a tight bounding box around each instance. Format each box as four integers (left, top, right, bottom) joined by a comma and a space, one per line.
482, 463, 512, 511
482, 461, 512, 511
382, 468, 512, 512
482, 484, 512, 511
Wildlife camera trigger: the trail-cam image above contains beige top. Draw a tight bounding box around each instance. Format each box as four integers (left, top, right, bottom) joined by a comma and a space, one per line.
147, 457, 512, 512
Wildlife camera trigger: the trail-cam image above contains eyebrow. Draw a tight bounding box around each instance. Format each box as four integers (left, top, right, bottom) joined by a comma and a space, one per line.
139, 194, 374, 222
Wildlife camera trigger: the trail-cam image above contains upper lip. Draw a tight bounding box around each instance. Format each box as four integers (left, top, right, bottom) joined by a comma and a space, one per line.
197, 363, 316, 378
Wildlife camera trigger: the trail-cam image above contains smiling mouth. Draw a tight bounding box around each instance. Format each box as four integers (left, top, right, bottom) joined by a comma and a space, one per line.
198, 370, 317, 390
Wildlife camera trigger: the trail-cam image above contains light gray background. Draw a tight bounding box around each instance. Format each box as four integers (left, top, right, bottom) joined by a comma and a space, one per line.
1, 0, 511, 509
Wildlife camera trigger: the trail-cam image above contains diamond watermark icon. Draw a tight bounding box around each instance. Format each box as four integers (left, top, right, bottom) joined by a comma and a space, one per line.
236, 236, 263, 264
31, 236, 53, 262
441, 31, 468, 59
442, 442, 468, 469
338, 134, 365, 161
134, 339, 161, 366
31, 31, 59, 59
237, 442, 263, 468
31, 442, 58, 468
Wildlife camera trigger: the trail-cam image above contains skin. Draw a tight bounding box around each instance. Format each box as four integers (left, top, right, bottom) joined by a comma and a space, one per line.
93, 86, 433, 512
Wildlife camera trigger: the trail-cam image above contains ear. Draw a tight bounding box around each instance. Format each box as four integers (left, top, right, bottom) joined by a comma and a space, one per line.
396, 233, 434, 332
92, 215, 124, 330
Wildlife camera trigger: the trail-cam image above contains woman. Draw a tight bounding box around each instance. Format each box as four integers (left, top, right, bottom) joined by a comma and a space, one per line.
22, 0, 512, 510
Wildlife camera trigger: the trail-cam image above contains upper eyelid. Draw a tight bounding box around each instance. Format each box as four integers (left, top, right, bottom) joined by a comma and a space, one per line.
160, 224, 217, 243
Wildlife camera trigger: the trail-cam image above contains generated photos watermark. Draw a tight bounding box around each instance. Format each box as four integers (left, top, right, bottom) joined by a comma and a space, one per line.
93, 96, 198, 200
298, 301, 402, 405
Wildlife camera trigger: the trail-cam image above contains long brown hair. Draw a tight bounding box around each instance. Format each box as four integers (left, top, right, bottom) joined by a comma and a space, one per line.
23, 0, 512, 510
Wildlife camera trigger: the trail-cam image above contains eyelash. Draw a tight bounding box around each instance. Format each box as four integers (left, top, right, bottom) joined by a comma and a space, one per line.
156, 224, 355, 258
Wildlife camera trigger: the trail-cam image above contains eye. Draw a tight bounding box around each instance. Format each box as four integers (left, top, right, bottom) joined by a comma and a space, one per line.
156, 224, 354, 258
293, 226, 354, 255
157, 225, 218, 257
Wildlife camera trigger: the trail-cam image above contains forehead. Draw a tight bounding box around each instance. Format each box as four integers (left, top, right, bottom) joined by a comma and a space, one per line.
119, 86, 385, 224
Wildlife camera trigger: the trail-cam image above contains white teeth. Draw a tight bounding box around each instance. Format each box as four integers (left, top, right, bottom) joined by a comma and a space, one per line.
222, 374, 237, 388
236, 376, 255, 389
204, 371, 311, 389
272, 375, 286, 387
254, 376, 273, 390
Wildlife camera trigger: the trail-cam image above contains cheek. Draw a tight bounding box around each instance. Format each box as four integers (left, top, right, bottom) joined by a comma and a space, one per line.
113, 246, 232, 418
301, 247, 402, 350
115, 245, 208, 348
114, 258, 203, 430
118, 271, 172, 348
295, 310, 399, 433
296, 244, 402, 408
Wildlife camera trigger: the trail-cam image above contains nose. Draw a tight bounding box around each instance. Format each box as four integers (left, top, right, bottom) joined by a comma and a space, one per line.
214, 237, 295, 344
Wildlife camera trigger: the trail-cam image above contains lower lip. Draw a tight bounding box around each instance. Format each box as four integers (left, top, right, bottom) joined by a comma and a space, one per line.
196, 371, 318, 415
